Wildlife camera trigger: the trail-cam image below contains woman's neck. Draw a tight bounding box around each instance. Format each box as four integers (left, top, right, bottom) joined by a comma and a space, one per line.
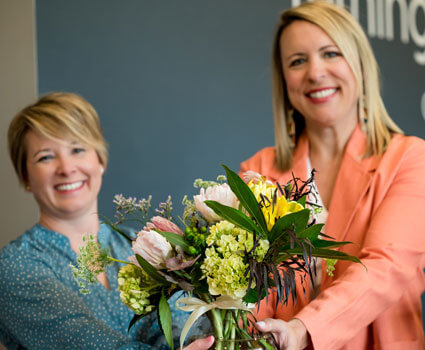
39, 213, 100, 253
306, 121, 356, 161
305, 121, 357, 209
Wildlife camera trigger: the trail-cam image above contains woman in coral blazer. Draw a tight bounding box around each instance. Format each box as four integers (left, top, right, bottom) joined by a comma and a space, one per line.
240, 2, 425, 349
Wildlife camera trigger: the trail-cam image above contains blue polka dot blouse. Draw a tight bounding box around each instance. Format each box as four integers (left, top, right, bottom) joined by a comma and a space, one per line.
0, 224, 209, 349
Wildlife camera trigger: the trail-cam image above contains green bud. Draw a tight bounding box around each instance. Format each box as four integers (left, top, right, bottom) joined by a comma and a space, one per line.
186, 232, 194, 241
188, 246, 197, 255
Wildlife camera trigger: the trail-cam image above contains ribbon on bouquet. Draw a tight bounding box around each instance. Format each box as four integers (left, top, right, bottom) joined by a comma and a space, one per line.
176, 295, 254, 349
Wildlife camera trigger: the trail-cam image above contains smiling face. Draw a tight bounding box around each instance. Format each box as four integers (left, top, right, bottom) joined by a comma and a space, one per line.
280, 20, 359, 132
25, 130, 103, 222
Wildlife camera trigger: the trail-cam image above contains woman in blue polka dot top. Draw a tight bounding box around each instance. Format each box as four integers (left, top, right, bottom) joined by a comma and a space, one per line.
0, 92, 214, 350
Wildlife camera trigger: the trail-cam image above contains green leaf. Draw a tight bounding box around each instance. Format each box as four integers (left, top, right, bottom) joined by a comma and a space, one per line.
204, 200, 260, 234
128, 313, 144, 332
269, 209, 310, 242
157, 231, 191, 254
297, 195, 307, 206
298, 223, 324, 239
282, 247, 363, 264
222, 165, 268, 235
309, 239, 353, 249
243, 287, 266, 304
135, 254, 169, 284
158, 291, 173, 349
277, 238, 352, 253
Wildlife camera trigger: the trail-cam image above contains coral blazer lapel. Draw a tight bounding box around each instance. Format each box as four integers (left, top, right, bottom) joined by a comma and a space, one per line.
326, 125, 379, 241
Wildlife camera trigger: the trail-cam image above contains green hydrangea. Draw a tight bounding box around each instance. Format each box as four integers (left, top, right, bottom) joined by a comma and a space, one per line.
201, 220, 269, 298
118, 264, 157, 315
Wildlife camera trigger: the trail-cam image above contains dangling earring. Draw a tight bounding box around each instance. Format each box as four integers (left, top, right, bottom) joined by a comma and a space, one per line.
358, 95, 368, 131
287, 107, 296, 144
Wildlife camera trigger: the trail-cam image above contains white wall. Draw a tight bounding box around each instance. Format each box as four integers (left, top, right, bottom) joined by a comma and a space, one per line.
0, 0, 38, 252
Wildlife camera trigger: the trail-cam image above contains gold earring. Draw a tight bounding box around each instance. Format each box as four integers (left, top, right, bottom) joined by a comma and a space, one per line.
287, 107, 296, 142
25, 185, 31, 191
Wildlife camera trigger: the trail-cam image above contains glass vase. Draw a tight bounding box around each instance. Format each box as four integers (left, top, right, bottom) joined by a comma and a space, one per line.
213, 333, 277, 350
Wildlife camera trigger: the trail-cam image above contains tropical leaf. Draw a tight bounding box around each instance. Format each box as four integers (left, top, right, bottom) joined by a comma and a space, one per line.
128, 313, 144, 331
158, 291, 173, 349
204, 200, 260, 234
135, 254, 169, 284
157, 231, 191, 253
298, 223, 324, 239
243, 287, 265, 304
222, 165, 268, 235
308, 240, 353, 249
282, 247, 363, 264
297, 194, 307, 206
278, 239, 351, 252
269, 209, 310, 242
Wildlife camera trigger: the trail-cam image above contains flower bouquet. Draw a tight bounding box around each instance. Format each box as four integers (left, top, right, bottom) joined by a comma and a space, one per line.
72, 165, 361, 350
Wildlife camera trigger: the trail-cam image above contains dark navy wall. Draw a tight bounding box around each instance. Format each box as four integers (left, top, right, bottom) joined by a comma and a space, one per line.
36, 0, 425, 323
36, 0, 285, 219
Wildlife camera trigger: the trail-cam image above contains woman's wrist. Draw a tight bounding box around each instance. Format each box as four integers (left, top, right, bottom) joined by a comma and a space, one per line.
288, 318, 309, 349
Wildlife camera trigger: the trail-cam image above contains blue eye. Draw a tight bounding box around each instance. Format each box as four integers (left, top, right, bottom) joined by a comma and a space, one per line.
324, 51, 341, 58
290, 58, 305, 67
37, 155, 53, 162
72, 147, 86, 154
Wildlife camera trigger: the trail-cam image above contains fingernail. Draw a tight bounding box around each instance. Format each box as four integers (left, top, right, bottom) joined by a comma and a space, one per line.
256, 321, 265, 328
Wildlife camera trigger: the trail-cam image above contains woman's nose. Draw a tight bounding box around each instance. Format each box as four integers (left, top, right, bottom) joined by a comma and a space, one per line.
307, 57, 326, 82
56, 155, 76, 175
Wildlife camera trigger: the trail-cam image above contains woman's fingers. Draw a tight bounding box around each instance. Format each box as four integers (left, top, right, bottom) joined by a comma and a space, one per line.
256, 318, 308, 350
183, 335, 215, 350
256, 318, 287, 334
256, 318, 289, 348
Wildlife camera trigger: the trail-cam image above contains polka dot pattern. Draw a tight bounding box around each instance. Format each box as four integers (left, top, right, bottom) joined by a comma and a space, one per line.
0, 224, 209, 349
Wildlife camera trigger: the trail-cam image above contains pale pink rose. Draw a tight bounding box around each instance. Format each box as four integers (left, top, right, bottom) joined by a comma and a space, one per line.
194, 183, 238, 222
129, 229, 173, 269
242, 170, 273, 186
145, 216, 183, 235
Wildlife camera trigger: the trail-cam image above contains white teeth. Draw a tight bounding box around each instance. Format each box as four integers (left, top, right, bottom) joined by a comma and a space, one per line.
56, 181, 83, 191
308, 88, 336, 99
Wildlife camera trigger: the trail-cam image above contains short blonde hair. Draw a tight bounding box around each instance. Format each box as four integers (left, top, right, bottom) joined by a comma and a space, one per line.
272, 1, 403, 170
8, 92, 108, 185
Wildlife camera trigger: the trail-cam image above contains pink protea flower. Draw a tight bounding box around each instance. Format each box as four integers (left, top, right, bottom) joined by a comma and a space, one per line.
165, 247, 200, 271
129, 229, 173, 269
194, 183, 238, 222
145, 216, 183, 235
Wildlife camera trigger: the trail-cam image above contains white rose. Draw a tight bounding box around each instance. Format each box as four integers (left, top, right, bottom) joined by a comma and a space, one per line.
194, 183, 238, 222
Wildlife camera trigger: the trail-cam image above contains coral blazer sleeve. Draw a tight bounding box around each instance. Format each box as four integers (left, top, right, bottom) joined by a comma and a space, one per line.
240, 126, 425, 350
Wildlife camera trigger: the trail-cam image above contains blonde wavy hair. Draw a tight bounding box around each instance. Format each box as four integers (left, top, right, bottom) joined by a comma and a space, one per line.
272, 1, 402, 171
8, 92, 108, 185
